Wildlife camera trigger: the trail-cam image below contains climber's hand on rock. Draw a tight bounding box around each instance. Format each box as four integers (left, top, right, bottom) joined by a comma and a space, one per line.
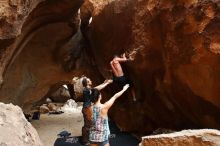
128, 55, 135, 61
121, 53, 126, 59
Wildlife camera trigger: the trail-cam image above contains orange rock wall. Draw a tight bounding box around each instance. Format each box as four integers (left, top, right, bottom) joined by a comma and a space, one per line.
82, 0, 220, 135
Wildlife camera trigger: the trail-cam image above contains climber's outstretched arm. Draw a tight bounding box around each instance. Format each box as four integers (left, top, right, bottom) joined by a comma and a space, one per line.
113, 53, 131, 62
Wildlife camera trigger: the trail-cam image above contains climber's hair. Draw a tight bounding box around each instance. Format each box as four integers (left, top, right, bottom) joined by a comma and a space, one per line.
91, 89, 100, 103
82, 77, 88, 87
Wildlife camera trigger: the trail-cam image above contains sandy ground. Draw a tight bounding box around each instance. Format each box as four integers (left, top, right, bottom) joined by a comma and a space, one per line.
32, 112, 83, 146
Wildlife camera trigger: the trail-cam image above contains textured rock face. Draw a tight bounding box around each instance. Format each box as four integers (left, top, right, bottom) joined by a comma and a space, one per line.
0, 0, 44, 39
0, 0, 44, 84
140, 129, 220, 146
49, 86, 71, 103
0, 102, 43, 146
0, 0, 93, 110
81, 0, 220, 135
1, 0, 220, 136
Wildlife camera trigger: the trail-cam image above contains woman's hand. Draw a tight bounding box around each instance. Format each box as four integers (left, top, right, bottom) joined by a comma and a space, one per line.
104, 79, 113, 84
123, 84, 130, 90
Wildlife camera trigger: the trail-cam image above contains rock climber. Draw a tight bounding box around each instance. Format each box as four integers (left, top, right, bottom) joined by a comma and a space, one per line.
110, 53, 136, 101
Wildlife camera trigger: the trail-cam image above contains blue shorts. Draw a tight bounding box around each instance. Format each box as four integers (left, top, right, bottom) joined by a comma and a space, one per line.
90, 140, 109, 146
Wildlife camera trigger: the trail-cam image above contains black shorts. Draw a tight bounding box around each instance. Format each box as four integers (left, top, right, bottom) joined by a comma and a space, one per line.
90, 140, 109, 146
113, 75, 130, 86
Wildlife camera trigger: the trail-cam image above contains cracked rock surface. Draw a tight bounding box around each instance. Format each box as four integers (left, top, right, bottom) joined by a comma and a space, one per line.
0, 102, 43, 146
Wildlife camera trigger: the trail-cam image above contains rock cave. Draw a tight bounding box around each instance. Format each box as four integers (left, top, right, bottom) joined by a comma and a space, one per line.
0, 0, 220, 146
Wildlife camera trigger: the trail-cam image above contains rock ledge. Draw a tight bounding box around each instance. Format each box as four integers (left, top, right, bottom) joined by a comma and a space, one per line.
140, 129, 220, 146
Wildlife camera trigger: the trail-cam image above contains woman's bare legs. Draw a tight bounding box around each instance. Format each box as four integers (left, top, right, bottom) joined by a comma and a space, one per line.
104, 143, 110, 146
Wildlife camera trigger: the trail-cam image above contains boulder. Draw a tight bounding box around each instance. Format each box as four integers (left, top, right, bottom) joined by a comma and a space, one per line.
39, 105, 50, 113
140, 129, 220, 146
50, 86, 71, 103
61, 99, 82, 113
0, 102, 43, 146
47, 103, 58, 111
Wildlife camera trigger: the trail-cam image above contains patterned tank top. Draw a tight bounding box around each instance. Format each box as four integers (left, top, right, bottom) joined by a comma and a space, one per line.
89, 106, 110, 142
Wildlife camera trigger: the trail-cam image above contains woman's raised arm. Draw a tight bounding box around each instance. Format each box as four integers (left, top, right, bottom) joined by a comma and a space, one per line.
103, 84, 130, 110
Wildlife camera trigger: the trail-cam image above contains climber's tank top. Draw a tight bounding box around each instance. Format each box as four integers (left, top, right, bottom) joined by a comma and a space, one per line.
89, 106, 110, 142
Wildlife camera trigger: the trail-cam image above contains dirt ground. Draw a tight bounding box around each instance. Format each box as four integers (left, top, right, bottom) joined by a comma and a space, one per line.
31, 112, 83, 146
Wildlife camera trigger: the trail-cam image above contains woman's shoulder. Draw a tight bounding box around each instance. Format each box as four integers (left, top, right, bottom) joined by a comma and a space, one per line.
93, 104, 104, 107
